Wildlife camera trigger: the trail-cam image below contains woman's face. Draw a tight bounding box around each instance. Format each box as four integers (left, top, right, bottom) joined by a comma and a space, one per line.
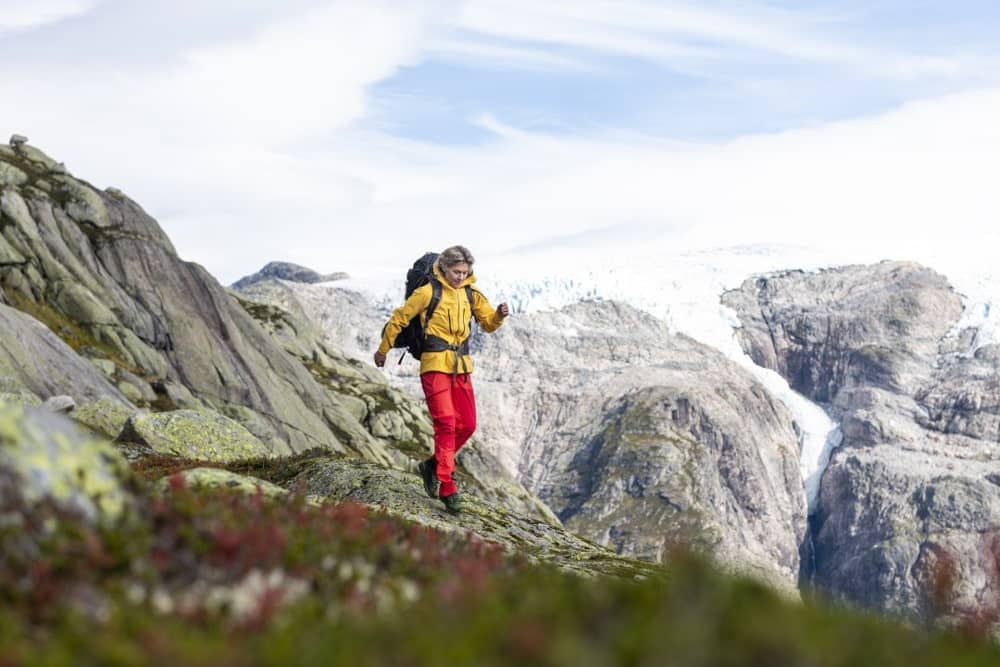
443, 262, 470, 288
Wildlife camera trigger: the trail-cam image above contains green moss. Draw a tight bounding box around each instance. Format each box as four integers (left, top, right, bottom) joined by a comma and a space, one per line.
231, 294, 287, 325
221, 448, 342, 485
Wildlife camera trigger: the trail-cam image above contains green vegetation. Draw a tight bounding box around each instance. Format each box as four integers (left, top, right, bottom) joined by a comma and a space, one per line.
131, 448, 338, 487
2, 458, 999, 667
232, 294, 288, 325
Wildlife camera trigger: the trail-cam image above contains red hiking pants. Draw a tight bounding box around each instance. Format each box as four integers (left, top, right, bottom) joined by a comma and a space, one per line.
421, 371, 476, 498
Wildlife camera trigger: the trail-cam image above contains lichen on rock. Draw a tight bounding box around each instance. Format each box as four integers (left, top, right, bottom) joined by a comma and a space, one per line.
0, 403, 134, 521
116, 409, 274, 462
72, 397, 137, 440
154, 467, 297, 502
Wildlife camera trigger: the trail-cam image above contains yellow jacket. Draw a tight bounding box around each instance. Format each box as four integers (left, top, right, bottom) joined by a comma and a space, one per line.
378, 263, 505, 375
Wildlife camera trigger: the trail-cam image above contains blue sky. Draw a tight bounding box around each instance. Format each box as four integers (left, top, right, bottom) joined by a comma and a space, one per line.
2, 1, 1000, 283
372, 1, 1000, 143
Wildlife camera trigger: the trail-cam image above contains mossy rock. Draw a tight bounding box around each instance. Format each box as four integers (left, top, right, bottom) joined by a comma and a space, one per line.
116, 409, 273, 462
71, 398, 136, 439
154, 467, 294, 501
0, 403, 133, 521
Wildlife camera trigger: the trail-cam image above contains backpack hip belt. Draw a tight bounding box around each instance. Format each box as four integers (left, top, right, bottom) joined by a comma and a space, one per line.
423, 335, 471, 381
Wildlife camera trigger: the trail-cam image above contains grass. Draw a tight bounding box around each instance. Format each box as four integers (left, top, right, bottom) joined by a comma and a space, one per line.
2, 459, 1000, 667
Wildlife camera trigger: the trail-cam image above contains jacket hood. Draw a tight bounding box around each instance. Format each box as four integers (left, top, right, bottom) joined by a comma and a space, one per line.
433, 261, 477, 288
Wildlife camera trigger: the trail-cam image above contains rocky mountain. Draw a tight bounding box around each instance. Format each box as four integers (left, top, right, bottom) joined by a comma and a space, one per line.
723, 261, 1000, 621
471, 301, 807, 591
239, 278, 808, 591
231, 261, 349, 291
0, 139, 549, 523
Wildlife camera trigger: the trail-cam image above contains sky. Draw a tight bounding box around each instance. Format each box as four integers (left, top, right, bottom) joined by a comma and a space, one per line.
2, 0, 1000, 285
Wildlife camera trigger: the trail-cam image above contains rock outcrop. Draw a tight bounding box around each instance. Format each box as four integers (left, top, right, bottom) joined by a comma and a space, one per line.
723, 261, 1000, 621
0, 302, 125, 404
0, 142, 340, 454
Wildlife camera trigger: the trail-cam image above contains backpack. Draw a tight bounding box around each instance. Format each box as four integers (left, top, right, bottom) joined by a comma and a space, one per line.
385, 252, 474, 362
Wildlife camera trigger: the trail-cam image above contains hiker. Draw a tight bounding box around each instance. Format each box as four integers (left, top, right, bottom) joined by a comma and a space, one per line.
374, 245, 510, 515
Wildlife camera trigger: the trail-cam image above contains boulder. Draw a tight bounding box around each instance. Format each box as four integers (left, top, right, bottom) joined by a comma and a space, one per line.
0, 403, 134, 521
41, 395, 76, 413
1, 145, 357, 456
116, 409, 274, 462
155, 467, 293, 501
71, 397, 136, 440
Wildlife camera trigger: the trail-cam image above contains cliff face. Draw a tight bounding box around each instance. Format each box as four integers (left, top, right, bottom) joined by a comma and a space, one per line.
472, 301, 807, 590
723, 261, 1000, 619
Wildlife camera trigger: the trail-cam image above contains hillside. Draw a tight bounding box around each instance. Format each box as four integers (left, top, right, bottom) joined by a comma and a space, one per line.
3, 138, 1000, 662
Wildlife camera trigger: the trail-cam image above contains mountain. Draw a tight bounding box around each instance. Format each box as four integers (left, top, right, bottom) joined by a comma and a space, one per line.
231, 261, 349, 291
241, 256, 1000, 623
723, 261, 1000, 622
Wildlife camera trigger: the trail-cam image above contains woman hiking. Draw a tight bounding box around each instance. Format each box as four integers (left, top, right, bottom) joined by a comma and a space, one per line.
374, 245, 509, 515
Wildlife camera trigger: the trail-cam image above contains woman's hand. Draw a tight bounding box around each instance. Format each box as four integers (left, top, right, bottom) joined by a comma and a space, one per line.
497, 303, 510, 319
373, 350, 387, 367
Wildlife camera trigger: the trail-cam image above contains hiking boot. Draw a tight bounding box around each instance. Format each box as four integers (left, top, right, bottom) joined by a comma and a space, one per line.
440, 492, 464, 515
417, 457, 438, 498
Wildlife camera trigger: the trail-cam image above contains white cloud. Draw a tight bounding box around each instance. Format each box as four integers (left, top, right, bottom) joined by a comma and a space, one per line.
443, 0, 970, 81
307, 86, 1000, 282
0, 1, 435, 279
2, 2, 999, 287
424, 37, 603, 74
0, 0, 99, 31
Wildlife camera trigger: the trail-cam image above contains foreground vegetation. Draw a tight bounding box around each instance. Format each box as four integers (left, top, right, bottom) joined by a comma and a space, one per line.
2, 461, 998, 667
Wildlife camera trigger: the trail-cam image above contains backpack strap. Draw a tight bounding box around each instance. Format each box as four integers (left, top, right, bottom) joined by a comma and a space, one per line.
465, 285, 474, 328
423, 277, 443, 331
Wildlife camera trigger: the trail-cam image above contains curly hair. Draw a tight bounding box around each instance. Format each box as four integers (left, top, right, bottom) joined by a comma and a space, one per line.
438, 245, 475, 269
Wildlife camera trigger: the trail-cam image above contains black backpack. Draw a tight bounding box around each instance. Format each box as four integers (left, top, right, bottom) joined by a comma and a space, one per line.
385, 252, 473, 362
